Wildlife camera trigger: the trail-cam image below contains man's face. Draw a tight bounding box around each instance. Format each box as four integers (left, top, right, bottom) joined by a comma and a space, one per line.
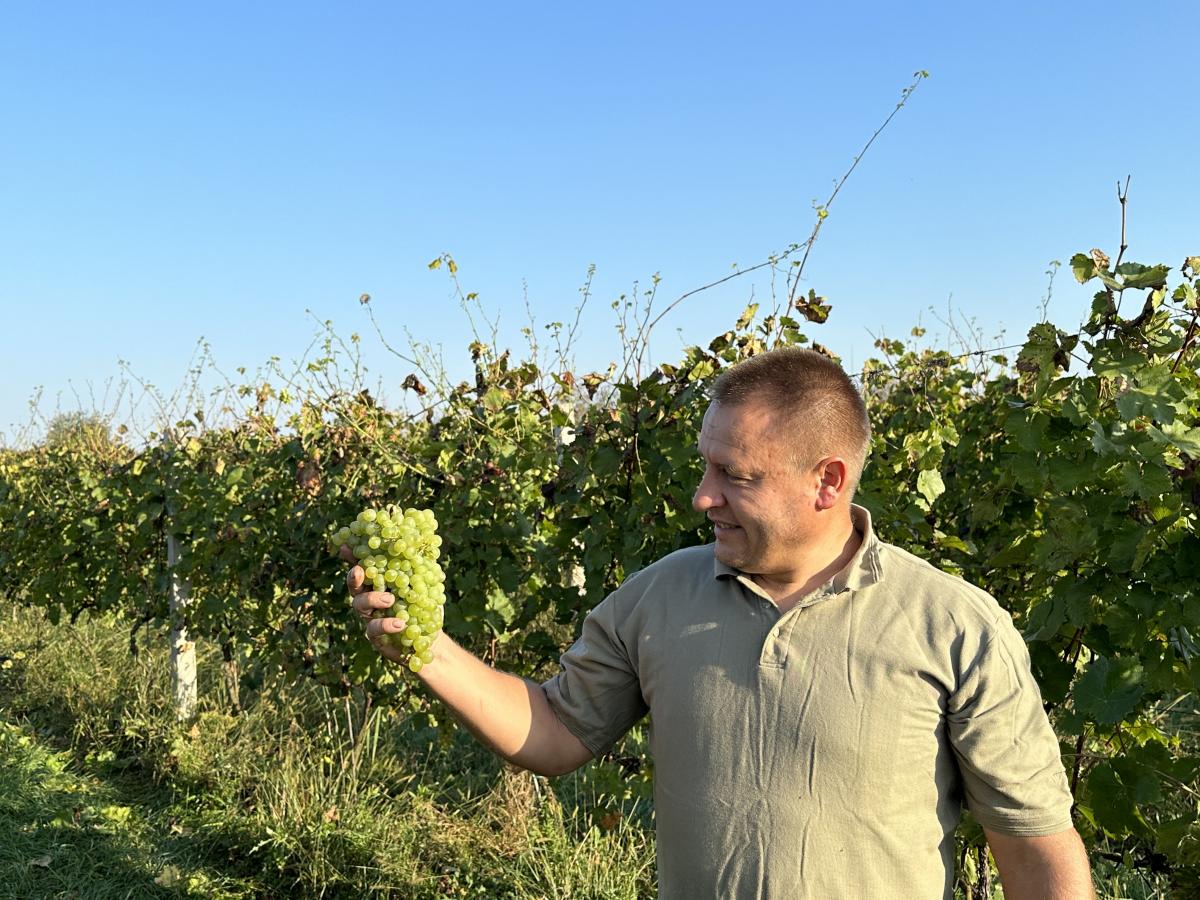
691, 400, 822, 577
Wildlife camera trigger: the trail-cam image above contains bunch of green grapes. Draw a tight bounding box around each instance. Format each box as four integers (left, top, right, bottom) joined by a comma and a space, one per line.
330, 505, 446, 672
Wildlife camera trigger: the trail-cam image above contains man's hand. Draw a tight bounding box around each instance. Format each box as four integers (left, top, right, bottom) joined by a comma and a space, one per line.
343, 545, 413, 664
985, 827, 1095, 899
343, 543, 592, 776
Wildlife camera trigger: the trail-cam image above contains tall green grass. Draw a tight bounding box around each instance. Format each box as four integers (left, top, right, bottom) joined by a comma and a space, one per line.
0, 606, 653, 898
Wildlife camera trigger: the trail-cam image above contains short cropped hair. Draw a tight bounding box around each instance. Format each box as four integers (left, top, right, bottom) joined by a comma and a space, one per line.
709, 347, 871, 489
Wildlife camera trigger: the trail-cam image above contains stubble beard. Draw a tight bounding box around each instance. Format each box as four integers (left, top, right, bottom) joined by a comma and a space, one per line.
713, 525, 762, 574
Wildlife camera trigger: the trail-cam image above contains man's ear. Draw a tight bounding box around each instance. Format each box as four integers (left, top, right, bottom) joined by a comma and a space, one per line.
815, 457, 849, 509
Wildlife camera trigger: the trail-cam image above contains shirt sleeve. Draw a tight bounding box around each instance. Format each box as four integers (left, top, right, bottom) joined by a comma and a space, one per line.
947, 612, 1076, 836
541, 589, 649, 758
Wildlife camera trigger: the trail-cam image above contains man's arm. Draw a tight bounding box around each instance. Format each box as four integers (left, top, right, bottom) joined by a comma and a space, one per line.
984, 827, 1095, 900
349, 565, 594, 777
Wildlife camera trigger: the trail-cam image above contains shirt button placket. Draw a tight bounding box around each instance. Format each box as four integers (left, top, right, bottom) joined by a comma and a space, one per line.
760, 620, 787, 668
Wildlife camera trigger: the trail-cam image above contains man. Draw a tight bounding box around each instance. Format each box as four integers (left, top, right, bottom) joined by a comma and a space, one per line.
349, 347, 1094, 898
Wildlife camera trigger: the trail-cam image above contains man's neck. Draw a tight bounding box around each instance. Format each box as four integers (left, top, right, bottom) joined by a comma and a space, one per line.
752, 514, 862, 614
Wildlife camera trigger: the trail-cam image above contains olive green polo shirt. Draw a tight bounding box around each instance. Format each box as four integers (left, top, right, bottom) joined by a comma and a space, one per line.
542, 505, 1074, 899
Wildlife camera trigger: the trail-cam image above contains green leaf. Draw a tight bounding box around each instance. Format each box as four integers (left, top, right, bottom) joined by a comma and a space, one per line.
934, 532, 972, 554
1105, 522, 1143, 574
1120, 461, 1173, 500
735, 303, 759, 330
1172, 281, 1198, 310
1034, 518, 1097, 569
1024, 594, 1067, 642
1016, 323, 1078, 394
1117, 263, 1170, 289
1150, 421, 1200, 456
1089, 421, 1119, 456
1116, 386, 1182, 425
916, 469, 945, 503
1086, 761, 1150, 837
485, 589, 518, 626
1073, 655, 1145, 725
1028, 643, 1073, 704
1155, 814, 1200, 861
1071, 253, 1097, 283
1084, 291, 1116, 335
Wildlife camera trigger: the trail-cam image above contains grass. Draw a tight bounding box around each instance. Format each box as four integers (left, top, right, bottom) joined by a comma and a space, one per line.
0, 604, 1189, 898
0, 606, 654, 898
0, 717, 261, 898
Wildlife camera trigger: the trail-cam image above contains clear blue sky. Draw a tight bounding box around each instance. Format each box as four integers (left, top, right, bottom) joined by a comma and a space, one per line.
2, 2, 1196, 442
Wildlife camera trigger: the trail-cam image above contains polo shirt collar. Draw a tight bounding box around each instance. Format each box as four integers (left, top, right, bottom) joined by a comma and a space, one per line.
712, 503, 884, 595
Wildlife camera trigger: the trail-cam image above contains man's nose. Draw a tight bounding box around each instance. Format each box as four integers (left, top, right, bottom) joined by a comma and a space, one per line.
692, 469, 722, 512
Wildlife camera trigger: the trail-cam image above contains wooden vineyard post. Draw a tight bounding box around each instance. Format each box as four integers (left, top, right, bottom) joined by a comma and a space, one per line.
166, 506, 197, 722
556, 407, 587, 598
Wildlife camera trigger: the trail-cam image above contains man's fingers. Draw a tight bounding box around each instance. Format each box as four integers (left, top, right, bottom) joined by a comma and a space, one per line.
339, 544, 357, 565
351, 590, 395, 618
346, 554, 406, 662
364, 615, 407, 640
364, 617, 409, 664
346, 563, 365, 596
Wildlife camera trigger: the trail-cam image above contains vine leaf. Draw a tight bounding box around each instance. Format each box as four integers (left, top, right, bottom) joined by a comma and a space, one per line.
1116, 263, 1170, 289
916, 469, 945, 503
1073, 655, 1145, 725
797, 289, 831, 324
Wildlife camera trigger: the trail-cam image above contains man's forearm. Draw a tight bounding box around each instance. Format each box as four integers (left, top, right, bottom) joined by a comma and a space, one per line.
985, 827, 1095, 900
416, 633, 593, 776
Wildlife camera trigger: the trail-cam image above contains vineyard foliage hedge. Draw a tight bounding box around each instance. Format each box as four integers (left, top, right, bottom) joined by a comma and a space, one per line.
2, 250, 1199, 881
